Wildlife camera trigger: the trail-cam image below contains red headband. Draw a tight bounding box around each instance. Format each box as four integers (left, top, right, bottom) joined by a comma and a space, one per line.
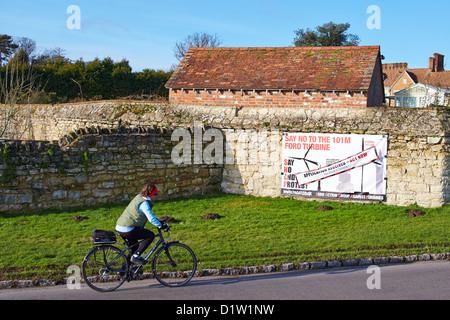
148, 187, 158, 197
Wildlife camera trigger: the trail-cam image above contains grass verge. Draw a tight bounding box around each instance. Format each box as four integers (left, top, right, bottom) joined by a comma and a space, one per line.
1, 193, 450, 281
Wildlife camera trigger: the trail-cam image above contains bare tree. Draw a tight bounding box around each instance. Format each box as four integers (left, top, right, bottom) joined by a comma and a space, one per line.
174, 32, 223, 62
15, 37, 36, 59
32, 47, 68, 65
0, 57, 38, 139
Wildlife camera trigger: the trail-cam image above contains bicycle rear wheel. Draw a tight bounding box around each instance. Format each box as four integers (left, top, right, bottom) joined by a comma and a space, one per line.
82, 245, 128, 292
152, 242, 197, 287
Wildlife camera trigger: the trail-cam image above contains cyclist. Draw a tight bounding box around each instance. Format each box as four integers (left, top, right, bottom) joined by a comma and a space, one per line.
115, 183, 166, 264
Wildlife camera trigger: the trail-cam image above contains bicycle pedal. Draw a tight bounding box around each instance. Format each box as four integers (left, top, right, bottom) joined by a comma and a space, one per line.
130, 266, 143, 280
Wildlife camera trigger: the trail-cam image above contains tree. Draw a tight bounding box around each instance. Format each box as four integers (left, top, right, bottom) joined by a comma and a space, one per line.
174, 32, 223, 62
0, 56, 39, 138
82, 58, 106, 100
293, 22, 360, 47
0, 34, 19, 66
0, 34, 174, 104
112, 59, 133, 98
32, 47, 68, 65
135, 68, 173, 98
15, 37, 36, 59
8, 48, 30, 66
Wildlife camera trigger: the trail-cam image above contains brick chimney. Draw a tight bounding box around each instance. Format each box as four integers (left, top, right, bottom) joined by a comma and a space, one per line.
428, 57, 435, 72
434, 53, 444, 72
383, 62, 408, 71
429, 53, 445, 72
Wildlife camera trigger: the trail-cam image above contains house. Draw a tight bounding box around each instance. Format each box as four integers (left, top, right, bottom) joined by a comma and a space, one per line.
394, 83, 450, 108
166, 46, 385, 109
384, 53, 450, 107
382, 62, 408, 106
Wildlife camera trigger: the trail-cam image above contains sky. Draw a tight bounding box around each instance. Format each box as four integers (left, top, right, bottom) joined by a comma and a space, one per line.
0, 0, 449, 72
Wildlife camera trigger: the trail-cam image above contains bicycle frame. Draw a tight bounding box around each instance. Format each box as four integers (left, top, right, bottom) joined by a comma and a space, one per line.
125, 228, 175, 277
83, 225, 196, 291
88, 228, 173, 278
143, 230, 169, 260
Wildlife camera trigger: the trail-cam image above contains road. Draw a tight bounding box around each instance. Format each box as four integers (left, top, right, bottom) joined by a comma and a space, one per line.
1, 261, 450, 301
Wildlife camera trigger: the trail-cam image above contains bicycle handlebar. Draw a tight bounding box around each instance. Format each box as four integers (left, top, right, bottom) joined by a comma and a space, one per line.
158, 224, 171, 232
157, 224, 172, 242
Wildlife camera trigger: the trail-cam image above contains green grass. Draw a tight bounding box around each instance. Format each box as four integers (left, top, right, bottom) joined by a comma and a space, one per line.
1, 193, 450, 281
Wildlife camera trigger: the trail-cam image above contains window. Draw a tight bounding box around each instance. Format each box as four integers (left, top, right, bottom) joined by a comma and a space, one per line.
402, 96, 417, 108
419, 97, 427, 108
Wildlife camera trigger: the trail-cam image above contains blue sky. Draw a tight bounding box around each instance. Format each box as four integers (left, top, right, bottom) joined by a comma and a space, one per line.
1, 0, 449, 71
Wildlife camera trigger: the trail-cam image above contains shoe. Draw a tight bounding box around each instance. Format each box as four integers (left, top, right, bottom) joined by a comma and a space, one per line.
131, 254, 147, 265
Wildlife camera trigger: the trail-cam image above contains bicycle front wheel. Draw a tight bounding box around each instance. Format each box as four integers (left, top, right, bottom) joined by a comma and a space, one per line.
152, 242, 197, 287
82, 245, 128, 292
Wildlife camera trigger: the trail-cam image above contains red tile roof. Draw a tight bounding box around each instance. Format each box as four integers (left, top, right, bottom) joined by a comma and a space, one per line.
405, 68, 450, 89
166, 46, 381, 91
383, 68, 408, 87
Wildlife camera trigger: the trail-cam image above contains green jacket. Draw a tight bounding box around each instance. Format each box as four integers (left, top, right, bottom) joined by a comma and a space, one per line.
117, 194, 155, 228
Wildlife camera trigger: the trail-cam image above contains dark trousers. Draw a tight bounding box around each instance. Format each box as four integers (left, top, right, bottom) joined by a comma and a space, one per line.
117, 227, 155, 256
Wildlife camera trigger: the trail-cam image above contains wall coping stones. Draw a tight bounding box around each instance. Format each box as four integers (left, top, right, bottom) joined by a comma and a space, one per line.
4, 103, 450, 141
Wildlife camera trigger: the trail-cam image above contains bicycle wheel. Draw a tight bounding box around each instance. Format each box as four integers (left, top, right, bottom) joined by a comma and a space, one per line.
82, 245, 129, 292
152, 242, 197, 287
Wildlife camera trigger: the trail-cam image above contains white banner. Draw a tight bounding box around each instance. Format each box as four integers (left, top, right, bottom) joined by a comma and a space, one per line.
281, 133, 388, 201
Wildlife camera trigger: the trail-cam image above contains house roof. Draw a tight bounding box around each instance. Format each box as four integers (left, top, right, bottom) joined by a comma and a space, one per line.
389, 70, 417, 90
382, 64, 408, 88
166, 46, 381, 91
405, 68, 450, 89
383, 69, 406, 87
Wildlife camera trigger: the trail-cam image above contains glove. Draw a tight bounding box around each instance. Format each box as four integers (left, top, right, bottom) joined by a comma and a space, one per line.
159, 223, 169, 231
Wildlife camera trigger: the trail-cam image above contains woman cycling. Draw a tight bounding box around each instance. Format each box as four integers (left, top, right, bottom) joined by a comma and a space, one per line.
115, 183, 166, 264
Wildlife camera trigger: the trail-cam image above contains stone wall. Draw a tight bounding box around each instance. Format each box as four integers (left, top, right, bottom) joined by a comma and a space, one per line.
215, 106, 450, 208
221, 129, 450, 208
0, 127, 222, 212
1, 101, 449, 210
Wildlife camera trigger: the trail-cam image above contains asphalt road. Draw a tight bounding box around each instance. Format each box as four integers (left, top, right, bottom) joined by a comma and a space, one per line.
1, 261, 450, 301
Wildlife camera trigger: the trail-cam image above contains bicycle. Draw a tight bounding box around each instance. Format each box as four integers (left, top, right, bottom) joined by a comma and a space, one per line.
81, 225, 197, 292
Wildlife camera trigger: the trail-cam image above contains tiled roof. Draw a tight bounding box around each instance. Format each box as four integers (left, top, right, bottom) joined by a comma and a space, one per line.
166, 46, 381, 91
405, 68, 450, 89
383, 68, 408, 87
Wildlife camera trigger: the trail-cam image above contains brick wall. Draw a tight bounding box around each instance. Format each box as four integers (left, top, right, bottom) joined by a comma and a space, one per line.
169, 89, 369, 109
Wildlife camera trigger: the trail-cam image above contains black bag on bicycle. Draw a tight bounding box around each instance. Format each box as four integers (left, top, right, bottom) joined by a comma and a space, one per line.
92, 229, 117, 244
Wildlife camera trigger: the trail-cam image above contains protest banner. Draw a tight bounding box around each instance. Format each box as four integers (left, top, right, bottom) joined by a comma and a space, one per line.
281, 133, 388, 201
